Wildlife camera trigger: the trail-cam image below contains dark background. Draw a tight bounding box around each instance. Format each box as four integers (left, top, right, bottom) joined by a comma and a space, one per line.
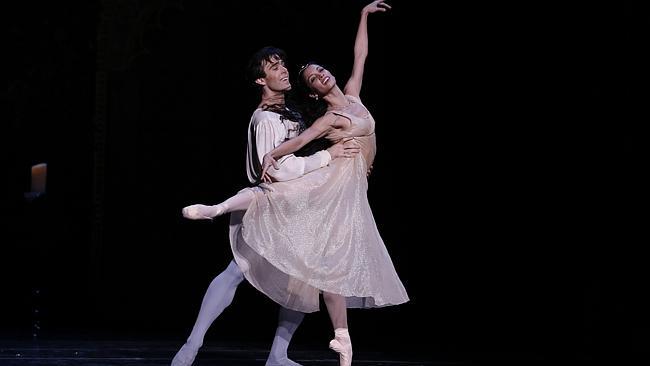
4, 0, 646, 363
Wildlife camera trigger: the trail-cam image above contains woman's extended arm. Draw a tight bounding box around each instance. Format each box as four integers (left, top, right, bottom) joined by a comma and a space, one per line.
261, 114, 336, 181
343, 0, 391, 97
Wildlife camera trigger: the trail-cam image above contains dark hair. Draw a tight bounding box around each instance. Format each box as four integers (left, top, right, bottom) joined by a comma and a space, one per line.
297, 62, 316, 83
250, 51, 331, 156
295, 61, 328, 126
246, 46, 287, 88
288, 61, 329, 156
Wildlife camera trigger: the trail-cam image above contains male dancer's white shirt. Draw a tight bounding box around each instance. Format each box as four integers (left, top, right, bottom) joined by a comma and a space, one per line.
246, 108, 331, 184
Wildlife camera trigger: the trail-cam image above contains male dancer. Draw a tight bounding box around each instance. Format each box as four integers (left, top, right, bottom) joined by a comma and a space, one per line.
171, 46, 359, 366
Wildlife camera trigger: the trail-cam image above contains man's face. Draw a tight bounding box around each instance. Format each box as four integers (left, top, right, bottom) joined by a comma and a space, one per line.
260, 55, 291, 92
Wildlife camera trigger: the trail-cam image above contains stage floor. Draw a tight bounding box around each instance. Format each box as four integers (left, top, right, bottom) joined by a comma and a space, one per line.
0, 339, 636, 365
0, 340, 441, 366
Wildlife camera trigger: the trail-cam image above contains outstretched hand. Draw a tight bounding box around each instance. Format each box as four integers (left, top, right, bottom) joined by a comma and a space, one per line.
364, 0, 391, 14
261, 153, 280, 183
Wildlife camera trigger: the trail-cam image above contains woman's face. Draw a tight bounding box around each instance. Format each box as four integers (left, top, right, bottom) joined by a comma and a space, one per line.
301, 64, 336, 97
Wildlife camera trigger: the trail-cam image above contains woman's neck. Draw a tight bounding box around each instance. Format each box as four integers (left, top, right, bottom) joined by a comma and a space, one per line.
323, 87, 349, 110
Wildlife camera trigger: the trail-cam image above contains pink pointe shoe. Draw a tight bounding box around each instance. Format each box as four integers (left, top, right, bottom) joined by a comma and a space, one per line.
328, 328, 352, 366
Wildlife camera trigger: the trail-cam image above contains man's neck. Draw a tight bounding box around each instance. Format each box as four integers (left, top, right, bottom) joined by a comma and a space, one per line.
259, 91, 286, 109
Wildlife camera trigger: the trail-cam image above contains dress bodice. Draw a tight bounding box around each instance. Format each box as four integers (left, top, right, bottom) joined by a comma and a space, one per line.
325, 95, 375, 141
325, 95, 377, 168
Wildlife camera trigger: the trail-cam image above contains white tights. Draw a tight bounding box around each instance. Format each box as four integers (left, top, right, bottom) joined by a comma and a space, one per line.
172, 260, 304, 366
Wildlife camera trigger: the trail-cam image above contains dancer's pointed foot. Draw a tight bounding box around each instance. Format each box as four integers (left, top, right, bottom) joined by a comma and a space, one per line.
182, 204, 226, 220
328, 328, 352, 366
171, 343, 198, 366
265, 357, 303, 366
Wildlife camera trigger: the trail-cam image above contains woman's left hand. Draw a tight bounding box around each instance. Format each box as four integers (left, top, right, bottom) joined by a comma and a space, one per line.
261, 154, 279, 183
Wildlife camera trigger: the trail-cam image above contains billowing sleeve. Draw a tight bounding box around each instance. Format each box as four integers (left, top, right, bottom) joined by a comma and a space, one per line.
252, 117, 331, 182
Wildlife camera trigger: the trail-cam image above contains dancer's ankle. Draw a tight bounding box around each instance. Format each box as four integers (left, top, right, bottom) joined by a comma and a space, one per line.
212, 203, 228, 217
334, 328, 349, 339
185, 338, 202, 350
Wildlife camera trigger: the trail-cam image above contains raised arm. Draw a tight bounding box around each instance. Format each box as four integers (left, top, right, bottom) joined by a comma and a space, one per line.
343, 0, 391, 97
